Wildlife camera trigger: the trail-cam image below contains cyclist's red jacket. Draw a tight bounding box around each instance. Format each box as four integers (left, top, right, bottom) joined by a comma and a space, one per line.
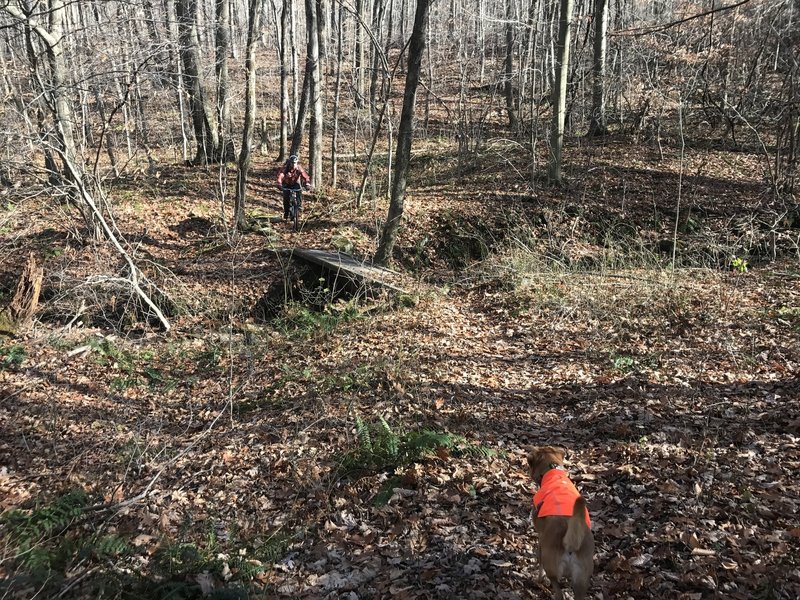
277, 164, 311, 189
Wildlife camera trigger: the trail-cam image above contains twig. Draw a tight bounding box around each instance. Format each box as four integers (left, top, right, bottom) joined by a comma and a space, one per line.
612, 0, 753, 37
89, 398, 232, 514
57, 565, 97, 598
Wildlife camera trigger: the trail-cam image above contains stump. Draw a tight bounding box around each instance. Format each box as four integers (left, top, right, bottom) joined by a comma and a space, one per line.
0, 253, 43, 336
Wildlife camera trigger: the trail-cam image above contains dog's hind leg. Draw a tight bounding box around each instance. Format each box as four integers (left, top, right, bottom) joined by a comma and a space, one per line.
551, 580, 564, 600
572, 580, 588, 600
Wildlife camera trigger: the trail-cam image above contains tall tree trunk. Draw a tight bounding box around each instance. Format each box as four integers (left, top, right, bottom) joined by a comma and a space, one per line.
278, 0, 290, 160
355, 0, 366, 107
176, 0, 220, 164
374, 0, 431, 266
47, 0, 78, 177
22, 24, 60, 187
290, 67, 311, 157
504, 0, 518, 131
587, 0, 609, 136
165, 0, 190, 163
331, 2, 344, 188
290, 2, 299, 123
370, 0, 387, 110
216, 0, 232, 153
234, 0, 263, 230
547, 0, 574, 184
307, 0, 323, 187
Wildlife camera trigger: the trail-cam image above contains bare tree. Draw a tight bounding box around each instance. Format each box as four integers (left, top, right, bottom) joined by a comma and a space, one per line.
331, 1, 344, 188
587, 0, 609, 136
2, 0, 100, 236
234, 0, 264, 230
278, 0, 291, 160
308, 0, 323, 187
547, 0, 574, 184
374, 0, 431, 266
355, 0, 367, 107
215, 0, 232, 156
176, 0, 221, 164
503, 0, 519, 130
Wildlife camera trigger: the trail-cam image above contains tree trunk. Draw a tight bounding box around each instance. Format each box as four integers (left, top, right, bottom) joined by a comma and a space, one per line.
278, 0, 290, 160
164, 0, 190, 163
370, 0, 387, 110
331, 2, 344, 188
234, 0, 263, 231
176, 0, 220, 164
547, 0, 574, 184
0, 254, 43, 337
215, 0, 232, 153
374, 0, 431, 266
290, 66, 311, 157
587, 0, 609, 136
355, 0, 366, 107
307, 0, 323, 187
504, 0, 519, 131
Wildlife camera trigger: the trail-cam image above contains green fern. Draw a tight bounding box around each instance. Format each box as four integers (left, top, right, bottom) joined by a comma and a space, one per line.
354, 415, 373, 454
3, 488, 88, 545
339, 416, 497, 473
90, 534, 130, 559
378, 416, 399, 460
253, 530, 292, 565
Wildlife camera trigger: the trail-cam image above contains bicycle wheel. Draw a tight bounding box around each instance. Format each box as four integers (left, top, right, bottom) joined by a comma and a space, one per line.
292, 195, 300, 231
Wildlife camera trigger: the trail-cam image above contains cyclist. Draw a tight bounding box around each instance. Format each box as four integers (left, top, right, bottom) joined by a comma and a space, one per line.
276, 154, 311, 220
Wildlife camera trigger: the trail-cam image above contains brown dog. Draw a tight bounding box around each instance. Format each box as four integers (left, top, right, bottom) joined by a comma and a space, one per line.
527, 446, 594, 600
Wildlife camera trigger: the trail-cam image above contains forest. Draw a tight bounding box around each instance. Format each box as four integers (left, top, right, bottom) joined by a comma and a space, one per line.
0, 0, 799, 598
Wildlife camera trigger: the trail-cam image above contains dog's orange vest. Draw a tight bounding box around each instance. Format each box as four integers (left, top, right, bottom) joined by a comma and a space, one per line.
533, 469, 591, 527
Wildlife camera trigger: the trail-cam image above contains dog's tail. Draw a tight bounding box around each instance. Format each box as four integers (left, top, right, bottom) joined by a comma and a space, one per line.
563, 496, 590, 553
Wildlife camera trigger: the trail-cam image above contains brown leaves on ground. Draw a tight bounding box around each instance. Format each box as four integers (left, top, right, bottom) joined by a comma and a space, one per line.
1, 144, 799, 599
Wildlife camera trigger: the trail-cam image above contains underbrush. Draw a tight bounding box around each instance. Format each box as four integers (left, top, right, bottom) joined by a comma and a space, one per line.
337, 415, 499, 507
0, 489, 289, 599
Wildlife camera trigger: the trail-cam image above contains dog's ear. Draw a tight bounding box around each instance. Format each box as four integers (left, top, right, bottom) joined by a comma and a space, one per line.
537, 445, 567, 465
525, 446, 541, 477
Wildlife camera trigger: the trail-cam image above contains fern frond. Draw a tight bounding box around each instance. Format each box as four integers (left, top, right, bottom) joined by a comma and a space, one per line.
355, 415, 372, 453
90, 534, 130, 559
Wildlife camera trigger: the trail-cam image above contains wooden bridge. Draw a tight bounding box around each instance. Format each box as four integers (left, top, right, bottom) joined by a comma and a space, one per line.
286, 249, 411, 297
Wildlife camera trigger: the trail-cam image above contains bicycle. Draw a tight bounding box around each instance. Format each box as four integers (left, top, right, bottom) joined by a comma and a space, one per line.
282, 185, 304, 231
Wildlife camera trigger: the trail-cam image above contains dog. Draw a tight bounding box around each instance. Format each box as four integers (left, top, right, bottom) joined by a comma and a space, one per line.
527, 446, 594, 600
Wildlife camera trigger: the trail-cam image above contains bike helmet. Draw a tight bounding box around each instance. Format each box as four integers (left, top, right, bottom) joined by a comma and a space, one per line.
288, 154, 299, 164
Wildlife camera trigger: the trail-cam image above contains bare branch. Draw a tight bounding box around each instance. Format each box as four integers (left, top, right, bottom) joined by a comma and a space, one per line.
611, 0, 754, 37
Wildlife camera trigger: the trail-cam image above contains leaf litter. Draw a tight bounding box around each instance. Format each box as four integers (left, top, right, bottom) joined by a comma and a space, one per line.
0, 147, 799, 599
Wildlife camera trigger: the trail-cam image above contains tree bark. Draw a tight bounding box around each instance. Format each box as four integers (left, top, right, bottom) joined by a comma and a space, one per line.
176, 0, 220, 164
0, 254, 43, 337
331, 2, 344, 188
374, 0, 431, 266
504, 0, 519, 131
307, 0, 323, 187
215, 0, 232, 153
290, 65, 311, 157
355, 0, 366, 107
278, 0, 290, 160
234, 0, 263, 231
547, 0, 574, 184
587, 0, 609, 136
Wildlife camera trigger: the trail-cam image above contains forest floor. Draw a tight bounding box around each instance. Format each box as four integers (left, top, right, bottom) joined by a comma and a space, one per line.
1, 132, 799, 599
